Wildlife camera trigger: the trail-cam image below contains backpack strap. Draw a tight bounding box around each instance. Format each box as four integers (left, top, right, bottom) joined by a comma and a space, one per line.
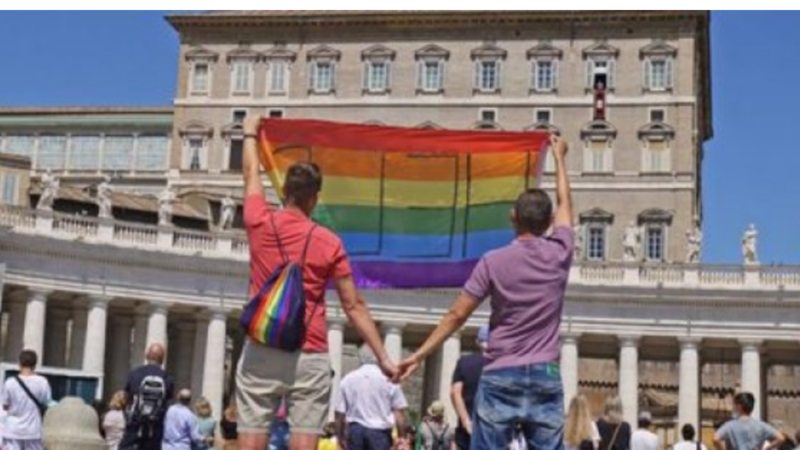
14, 375, 46, 417
269, 213, 289, 264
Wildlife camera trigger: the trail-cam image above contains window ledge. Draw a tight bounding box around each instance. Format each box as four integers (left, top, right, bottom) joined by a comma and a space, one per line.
643, 87, 673, 94
267, 91, 288, 97
231, 91, 253, 97
308, 90, 336, 96
416, 89, 445, 96
473, 89, 502, 95
581, 171, 615, 177
529, 88, 559, 95
361, 89, 391, 96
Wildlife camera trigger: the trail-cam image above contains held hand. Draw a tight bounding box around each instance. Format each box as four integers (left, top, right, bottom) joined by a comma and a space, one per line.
549, 134, 568, 161
243, 115, 262, 136
378, 355, 399, 382
396, 353, 422, 383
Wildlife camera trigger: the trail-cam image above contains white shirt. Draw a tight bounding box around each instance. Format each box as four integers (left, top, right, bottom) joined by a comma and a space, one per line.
0, 374, 52, 440
631, 429, 660, 450
674, 441, 708, 450
335, 364, 407, 430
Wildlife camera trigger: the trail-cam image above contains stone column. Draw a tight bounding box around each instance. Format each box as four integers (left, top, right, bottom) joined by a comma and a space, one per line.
173, 322, 195, 392
109, 315, 133, 395
22, 289, 49, 358
4, 301, 26, 362
618, 335, 640, 427
202, 309, 228, 420
439, 334, 461, 426
560, 332, 581, 410
146, 303, 169, 350
678, 337, 702, 429
740, 339, 763, 419
381, 321, 405, 364
130, 308, 149, 368
69, 306, 88, 369
82, 296, 110, 375
327, 317, 346, 421
44, 309, 70, 367
191, 314, 209, 396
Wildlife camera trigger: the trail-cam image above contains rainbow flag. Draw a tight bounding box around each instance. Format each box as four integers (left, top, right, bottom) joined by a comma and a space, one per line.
258, 119, 550, 288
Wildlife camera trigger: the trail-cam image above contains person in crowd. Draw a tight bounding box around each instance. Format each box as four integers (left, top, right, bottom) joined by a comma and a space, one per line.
596, 396, 631, 450
236, 115, 395, 450
194, 397, 216, 450
335, 345, 408, 450
393, 424, 414, 450
713, 393, 785, 450
103, 390, 128, 450
673, 424, 708, 450
120, 342, 175, 450
417, 401, 453, 450
220, 403, 239, 450
317, 423, 337, 450
162, 389, 209, 450
564, 394, 600, 450
451, 324, 489, 450
398, 135, 574, 450
0, 349, 53, 450
630, 412, 660, 450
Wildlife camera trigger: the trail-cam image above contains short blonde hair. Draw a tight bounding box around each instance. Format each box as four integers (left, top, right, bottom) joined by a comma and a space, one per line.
195, 397, 213, 418
604, 396, 624, 424
109, 391, 127, 411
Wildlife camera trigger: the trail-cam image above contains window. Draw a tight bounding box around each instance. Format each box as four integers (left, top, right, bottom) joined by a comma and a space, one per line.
585, 139, 611, 173
269, 61, 288, 94
644, 224, 665, 262
364, 61, 390, 93
37, 135, 67, 170
587, 59, 616, 90
188, 139, 203, 171
649, 109, 666, 123
533, 60, 557, 92
4, 135, 34, 156
645, 58, 673, 91
534, 109, 552, 125
231, 61, 253, 95
418, 60, 444, 93
587, 224, 607, 261
310, 61, 335, 94
136, 135, 168, 171
544, 151, 556, 173
191, 63, 210, 95
268, 109, 284, 118
103, 136, 133, 171
643, 139, 670, 173
228, 139, 243, 171
69, 135, 101, 171
480, 109, 497, 123
1, 173, 18, 205
475, 60, 500, 92
232, 109, 247, 124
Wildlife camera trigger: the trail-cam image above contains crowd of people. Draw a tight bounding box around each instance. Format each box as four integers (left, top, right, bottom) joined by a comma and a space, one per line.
0, 116, 798, 450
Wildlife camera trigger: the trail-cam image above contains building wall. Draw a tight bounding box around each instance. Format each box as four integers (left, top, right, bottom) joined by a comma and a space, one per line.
0, 153, 32, 206
171, 12, 708, 263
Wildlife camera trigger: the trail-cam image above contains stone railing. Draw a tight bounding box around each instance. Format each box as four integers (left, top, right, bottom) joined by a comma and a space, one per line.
3, 204, 800, 291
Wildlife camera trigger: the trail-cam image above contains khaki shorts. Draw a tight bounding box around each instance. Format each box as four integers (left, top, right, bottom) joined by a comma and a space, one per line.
235, 338, 332, 435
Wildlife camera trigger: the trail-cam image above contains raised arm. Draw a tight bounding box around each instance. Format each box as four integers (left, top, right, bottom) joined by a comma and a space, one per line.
334, 276, 397, 379
550, 134, 573, 228
242, 115, 264, 198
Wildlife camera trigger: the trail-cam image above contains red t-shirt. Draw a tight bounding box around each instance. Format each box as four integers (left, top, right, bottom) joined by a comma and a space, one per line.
244, 194, 351, 353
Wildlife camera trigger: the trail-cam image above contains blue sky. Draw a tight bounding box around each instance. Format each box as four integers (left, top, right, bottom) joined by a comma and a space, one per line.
0, 11, 799, 264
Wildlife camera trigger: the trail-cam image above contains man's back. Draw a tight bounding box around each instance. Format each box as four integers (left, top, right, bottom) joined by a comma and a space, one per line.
0, 374, 51, 440
452, 353, 484, 419
716, 417, 779, 450
244, 195, 350, 353
123, 364, 174, 441
162, 404, 202, 450
463, 226, 574, 370
336, 364, 406, 430
631, 429, 660, 450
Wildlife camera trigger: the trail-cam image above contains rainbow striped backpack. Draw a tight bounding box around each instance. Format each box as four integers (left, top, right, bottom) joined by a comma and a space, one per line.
241, 215, 318, 351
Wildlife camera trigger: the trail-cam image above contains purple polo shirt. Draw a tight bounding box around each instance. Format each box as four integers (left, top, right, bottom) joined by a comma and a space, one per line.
464, 226, 574, 371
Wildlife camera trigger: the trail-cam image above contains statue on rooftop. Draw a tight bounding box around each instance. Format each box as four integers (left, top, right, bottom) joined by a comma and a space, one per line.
218, 195, 236, 230
36, 169, 59, 211
742, 223, 758, 265
573, 223, 585, 260
157, 186, 175, 226
96, 175, 113, 219
686, 218, 702, 264
622, 221, 641, 262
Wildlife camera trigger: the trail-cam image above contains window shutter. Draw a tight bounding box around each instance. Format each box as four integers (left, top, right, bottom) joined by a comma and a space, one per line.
386, 62, 392, 91
605, 142, 613, 172
532, 61, 539, 90
331, 62, 337, 92
438, 60, 445, 91
416, 61, 424, 90
665, 58, 674, 89
309, 61, 317, 91
608, 59, 616, 89
553, 60, 559, 90
363, 61, 370, 90
473, 61, 481, 90
642, 141, 650, 172
644, 59, 651, 90
586, 60, 593, 89
495, 61, 502, 91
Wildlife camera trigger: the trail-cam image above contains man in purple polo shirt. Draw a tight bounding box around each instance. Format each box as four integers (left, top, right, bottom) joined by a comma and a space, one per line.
398, 134, 574, 450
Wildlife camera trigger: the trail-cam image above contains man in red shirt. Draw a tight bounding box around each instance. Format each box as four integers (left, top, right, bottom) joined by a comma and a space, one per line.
236, 116, 396, 450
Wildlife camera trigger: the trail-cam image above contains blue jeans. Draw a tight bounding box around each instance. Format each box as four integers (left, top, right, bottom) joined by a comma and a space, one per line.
347, 423, 393, 450
470, 362, 564, 450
